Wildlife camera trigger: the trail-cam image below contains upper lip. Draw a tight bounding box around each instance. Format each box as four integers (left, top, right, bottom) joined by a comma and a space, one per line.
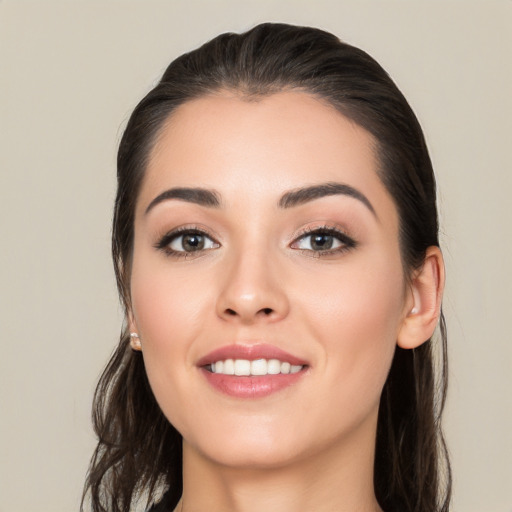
197, 343, 308, 367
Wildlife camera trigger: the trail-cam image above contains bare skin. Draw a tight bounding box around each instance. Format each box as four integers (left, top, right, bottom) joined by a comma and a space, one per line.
129, 91, 444, 512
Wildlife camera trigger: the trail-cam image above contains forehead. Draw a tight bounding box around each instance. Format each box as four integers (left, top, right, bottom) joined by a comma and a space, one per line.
141, 91, 396, 221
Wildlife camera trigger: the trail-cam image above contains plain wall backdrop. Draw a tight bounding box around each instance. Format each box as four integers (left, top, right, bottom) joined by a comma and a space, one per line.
0, 1, 510, 511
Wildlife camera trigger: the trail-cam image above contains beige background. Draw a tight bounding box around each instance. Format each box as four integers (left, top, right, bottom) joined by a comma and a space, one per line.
1, 1, 510, 511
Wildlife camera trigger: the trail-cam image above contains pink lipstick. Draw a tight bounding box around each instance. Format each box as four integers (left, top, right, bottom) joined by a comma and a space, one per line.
198, 344, 309, 399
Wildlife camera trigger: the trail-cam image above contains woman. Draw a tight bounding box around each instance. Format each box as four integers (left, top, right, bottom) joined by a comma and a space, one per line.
82, 23, 451, 512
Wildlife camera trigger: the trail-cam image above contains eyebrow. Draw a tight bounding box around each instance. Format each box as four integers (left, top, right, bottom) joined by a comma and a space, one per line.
145, 181, 376, 217
145, 187, 221, 214
278, 182, 376, 217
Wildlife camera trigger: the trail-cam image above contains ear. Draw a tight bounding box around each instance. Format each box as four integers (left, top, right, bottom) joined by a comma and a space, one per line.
397, 246, 445, 349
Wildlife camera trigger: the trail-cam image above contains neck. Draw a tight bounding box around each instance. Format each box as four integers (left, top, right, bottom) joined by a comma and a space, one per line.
176, 417, 383, 512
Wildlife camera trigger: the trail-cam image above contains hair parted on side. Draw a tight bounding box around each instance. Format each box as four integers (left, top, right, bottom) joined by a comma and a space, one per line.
82, 22, 451, 512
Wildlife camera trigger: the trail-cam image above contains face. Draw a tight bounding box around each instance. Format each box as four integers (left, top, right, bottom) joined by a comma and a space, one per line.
129, 91, 412, 469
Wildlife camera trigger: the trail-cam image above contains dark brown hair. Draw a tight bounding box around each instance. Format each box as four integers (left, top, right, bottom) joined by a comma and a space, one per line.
82, 23, 451, 512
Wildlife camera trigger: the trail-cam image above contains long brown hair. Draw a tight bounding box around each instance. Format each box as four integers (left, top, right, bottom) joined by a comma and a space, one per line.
82, 23, 451, 512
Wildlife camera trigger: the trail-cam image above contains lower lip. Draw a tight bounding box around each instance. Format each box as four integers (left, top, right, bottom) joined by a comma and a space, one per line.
201, 368, 307, 398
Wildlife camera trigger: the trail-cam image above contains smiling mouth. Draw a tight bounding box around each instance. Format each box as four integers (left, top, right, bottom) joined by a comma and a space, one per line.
208, 358, 305, 376
198, 344, 309, 397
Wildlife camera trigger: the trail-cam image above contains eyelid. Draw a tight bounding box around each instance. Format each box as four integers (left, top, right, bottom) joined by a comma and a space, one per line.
154, 225, 221, 257
290, 224, 357, 254
154, 223, 356, 259
291, 223, 353, 242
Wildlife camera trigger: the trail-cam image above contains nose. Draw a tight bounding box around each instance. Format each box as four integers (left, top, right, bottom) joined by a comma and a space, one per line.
216, 246, 290, 325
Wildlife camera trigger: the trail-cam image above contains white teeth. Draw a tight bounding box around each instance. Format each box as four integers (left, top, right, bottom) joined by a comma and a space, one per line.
251, 359, 267, 376
210, 358, 304, 376
223, 359, 235, 375
234, 359, 251, 376
267, 359, 281, 375
281, 362, 291, 374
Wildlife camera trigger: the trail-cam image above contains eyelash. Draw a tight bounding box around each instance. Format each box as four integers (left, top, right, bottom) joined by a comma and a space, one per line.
154, 226, 220, 259
155, 225, 357, 259
291, 225, 357, 257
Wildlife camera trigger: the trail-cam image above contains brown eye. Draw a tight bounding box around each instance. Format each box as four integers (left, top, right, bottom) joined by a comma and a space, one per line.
167, 231, 218, 253
181, 233, 205, 251
294, 231, 343, 252
310, 234, 334, 251
291, 227, 357, 255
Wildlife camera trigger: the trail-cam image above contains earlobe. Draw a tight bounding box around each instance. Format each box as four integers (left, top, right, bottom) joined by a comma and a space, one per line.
397, 246, 445, 349
129, 332, 142, 351
127, 310, 142, 351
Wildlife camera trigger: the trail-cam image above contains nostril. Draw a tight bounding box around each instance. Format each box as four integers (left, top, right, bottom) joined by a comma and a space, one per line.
223, 307, 274, 317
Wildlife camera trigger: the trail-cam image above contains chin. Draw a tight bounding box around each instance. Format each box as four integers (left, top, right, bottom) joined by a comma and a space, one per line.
192, 441, 306, 471
182, 419, 314, 470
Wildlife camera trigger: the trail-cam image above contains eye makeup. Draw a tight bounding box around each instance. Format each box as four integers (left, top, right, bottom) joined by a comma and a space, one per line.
154, 222, 357, 260
154, 225, 220, 259
290, 225, 357, 258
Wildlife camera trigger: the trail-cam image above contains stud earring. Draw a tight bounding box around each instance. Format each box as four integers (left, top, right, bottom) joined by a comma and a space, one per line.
410, 306, 419, 315
130, 332, 142, 351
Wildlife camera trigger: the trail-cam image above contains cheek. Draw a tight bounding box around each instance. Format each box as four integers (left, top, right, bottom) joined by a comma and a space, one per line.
294, 253, 405, 399
131, 257, 209, 344
129, 255, 212, 401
